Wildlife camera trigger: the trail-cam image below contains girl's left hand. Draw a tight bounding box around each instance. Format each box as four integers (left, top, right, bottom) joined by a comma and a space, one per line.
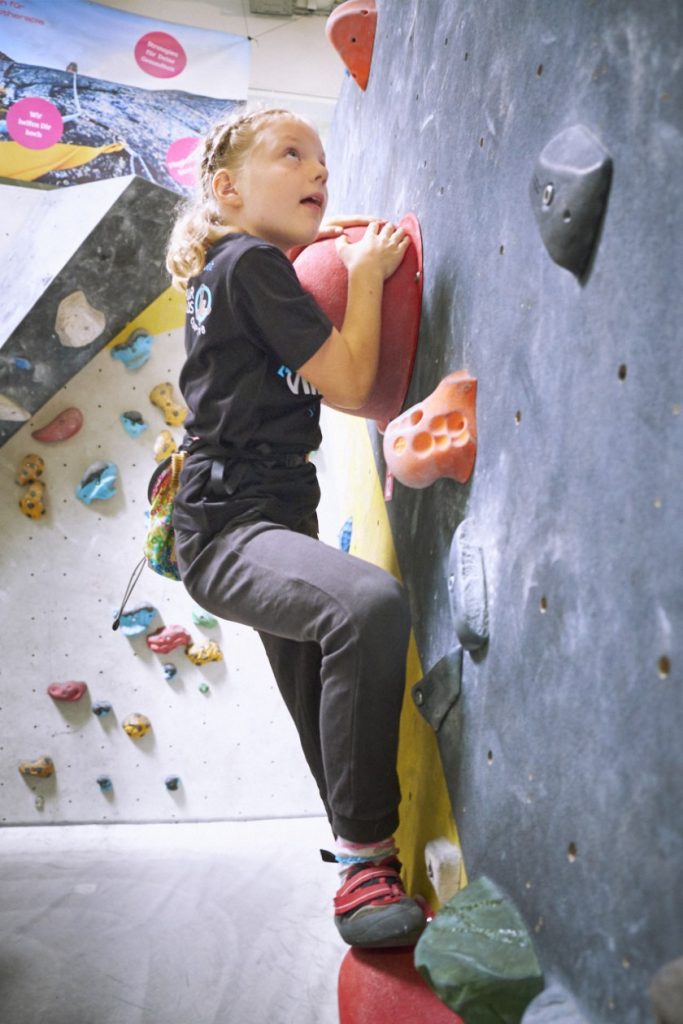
287, 216, 375, 262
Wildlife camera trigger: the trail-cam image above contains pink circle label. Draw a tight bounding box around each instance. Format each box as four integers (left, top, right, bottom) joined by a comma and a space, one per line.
7, 97, 64, 150
166, 136, 201, 188
135, 31, 187, 78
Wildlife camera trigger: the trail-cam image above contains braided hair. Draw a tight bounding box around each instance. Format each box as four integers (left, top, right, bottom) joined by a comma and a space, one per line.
166, 108, 303, 291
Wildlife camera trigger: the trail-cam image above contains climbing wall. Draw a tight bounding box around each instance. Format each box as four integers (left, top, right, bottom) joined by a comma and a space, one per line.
0, 281, 346, 825
324, 1, 682, 1021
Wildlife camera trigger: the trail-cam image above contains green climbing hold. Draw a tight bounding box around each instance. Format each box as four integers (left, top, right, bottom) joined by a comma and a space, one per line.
192, 606, 218, 628
414, 876, 544, 1024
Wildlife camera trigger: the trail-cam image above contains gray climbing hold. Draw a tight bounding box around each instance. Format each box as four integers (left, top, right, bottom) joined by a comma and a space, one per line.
522, 981, 590, 1023
530, 124, 612, 278
415, 876, 544, 1023
650, 957, 683, 1024
448, 519, 488, 650
411, 647, 463, 732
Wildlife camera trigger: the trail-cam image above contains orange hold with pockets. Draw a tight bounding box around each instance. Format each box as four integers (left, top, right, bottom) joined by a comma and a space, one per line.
383, 371, 477, 488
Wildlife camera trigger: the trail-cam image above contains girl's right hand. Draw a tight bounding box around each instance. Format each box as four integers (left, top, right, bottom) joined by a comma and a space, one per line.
335, 220, 410, 281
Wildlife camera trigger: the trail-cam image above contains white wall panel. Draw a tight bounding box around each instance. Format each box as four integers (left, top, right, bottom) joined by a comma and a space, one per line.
0, 321, 344, 828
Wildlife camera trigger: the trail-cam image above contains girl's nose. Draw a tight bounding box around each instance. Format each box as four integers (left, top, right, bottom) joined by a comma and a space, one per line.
310, 159, 328, 183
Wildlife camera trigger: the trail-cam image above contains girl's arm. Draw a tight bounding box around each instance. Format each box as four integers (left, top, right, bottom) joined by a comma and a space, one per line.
298, 221, 409, 410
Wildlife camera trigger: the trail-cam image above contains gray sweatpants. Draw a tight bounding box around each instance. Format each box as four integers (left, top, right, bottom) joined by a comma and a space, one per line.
175, 517, 411, 843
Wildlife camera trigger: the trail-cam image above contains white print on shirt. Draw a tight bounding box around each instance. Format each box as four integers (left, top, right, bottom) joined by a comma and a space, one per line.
277, 363, 320, 397
187, 283, 213, 336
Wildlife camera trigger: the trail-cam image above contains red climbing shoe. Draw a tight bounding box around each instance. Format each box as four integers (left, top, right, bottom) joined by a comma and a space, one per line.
334, 857, 427, 948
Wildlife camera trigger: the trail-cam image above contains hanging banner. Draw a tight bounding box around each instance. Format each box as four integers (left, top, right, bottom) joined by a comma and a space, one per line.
0, 0, 250, 192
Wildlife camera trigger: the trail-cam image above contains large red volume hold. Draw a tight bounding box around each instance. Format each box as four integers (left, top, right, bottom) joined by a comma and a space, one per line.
293, 214, 423, 431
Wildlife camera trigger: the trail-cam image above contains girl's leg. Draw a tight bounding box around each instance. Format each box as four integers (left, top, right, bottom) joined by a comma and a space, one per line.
257, 631, 332, 824
176, 518, 411, 842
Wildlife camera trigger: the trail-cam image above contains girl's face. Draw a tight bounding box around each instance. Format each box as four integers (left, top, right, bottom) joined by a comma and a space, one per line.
215, 117, 328, 252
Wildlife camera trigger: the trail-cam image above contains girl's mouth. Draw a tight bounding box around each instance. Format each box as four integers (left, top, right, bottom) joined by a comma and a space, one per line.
301, 194, 324, 208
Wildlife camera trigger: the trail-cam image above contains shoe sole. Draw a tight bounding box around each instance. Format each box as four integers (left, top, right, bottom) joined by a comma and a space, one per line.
336, 899, 427, 948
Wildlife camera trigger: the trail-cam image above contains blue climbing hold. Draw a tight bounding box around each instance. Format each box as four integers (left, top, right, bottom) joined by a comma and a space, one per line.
96, 776, 113, 792
113, 603, 158, 637
110, 328, 155, 370
165, 775, 181, 791
92, 701, 113, 717
162, 663, 178, 681
120, 410, 149, 437
338, 516, 353, 553
76, 461, 118, 504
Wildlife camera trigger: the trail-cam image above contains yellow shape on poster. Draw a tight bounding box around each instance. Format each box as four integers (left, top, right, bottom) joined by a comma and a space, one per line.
0, 140, 124, 182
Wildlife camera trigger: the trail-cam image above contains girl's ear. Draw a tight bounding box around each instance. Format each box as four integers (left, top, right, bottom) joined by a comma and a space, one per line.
212, 168, 242, 208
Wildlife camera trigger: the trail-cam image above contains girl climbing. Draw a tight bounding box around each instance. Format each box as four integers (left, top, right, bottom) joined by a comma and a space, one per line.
166, 108, 425, 948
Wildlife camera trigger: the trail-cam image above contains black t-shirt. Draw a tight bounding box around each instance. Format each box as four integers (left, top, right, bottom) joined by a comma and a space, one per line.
174, 233, 333, 535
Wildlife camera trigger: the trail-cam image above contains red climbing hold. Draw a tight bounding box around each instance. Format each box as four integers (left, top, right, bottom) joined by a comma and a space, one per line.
383, 371, 477, 488
31, 406, 83, 443
326, 0, 377, 91
47, 681, 88, 702
338, 947, 463, 1024
294, 214, 423, 431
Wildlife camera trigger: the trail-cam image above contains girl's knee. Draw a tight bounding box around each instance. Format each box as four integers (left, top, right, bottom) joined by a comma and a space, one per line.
355, 572, 411, 647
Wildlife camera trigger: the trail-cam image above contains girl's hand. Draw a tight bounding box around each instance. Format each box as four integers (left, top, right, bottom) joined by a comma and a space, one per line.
335, 220, 410, 281
286, 216, 373, 262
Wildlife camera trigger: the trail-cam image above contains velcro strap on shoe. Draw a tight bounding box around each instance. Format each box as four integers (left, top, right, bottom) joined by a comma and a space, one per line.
334, 863, 406, 917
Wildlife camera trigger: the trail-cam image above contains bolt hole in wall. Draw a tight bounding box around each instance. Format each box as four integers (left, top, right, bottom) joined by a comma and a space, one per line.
658, 656, 670, 679
567, 842, 578, 862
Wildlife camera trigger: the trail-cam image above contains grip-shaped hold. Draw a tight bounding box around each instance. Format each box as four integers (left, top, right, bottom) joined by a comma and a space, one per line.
448, 519, 489, 651
530, 124, 612, 278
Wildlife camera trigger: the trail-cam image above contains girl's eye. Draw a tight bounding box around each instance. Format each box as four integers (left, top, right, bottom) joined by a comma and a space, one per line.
285, 148, 300, 160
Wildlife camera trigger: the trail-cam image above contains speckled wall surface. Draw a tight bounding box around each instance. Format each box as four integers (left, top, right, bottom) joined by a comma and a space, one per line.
324, 1, 682, 1020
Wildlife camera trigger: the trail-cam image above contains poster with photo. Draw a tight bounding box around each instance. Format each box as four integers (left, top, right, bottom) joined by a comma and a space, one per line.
0, 0, 250, 192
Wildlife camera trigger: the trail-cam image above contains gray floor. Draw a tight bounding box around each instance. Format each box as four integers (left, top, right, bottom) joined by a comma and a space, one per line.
0, 818, 346, 1024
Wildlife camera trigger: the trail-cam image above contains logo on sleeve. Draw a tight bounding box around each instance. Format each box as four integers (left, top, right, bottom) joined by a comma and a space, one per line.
188, 283, 212, 335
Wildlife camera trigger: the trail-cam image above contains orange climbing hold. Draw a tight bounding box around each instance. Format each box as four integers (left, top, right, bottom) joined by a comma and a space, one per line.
326, 0, 377, 91
294, 214, 423, 430
383, 371, 477, 489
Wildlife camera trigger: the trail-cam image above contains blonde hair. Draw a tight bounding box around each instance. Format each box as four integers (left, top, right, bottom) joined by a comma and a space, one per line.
166, 108, 309, 291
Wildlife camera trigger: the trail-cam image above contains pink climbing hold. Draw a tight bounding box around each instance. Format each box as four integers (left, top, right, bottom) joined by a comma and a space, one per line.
146, 624, 192, 654
47, 681, 88, 702
31, 407, 84, 443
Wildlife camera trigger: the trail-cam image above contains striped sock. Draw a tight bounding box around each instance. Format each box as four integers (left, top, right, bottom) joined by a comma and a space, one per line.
335, 835, 398, 874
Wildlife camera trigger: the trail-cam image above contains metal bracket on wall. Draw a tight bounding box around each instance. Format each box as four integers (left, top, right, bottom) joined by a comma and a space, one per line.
530, 124, 613, 279
411, 646, 463, 733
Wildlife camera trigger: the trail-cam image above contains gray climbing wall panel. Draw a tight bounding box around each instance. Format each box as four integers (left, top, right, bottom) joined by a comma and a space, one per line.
325, 2, 682, 1021
0, 175, 180, 446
